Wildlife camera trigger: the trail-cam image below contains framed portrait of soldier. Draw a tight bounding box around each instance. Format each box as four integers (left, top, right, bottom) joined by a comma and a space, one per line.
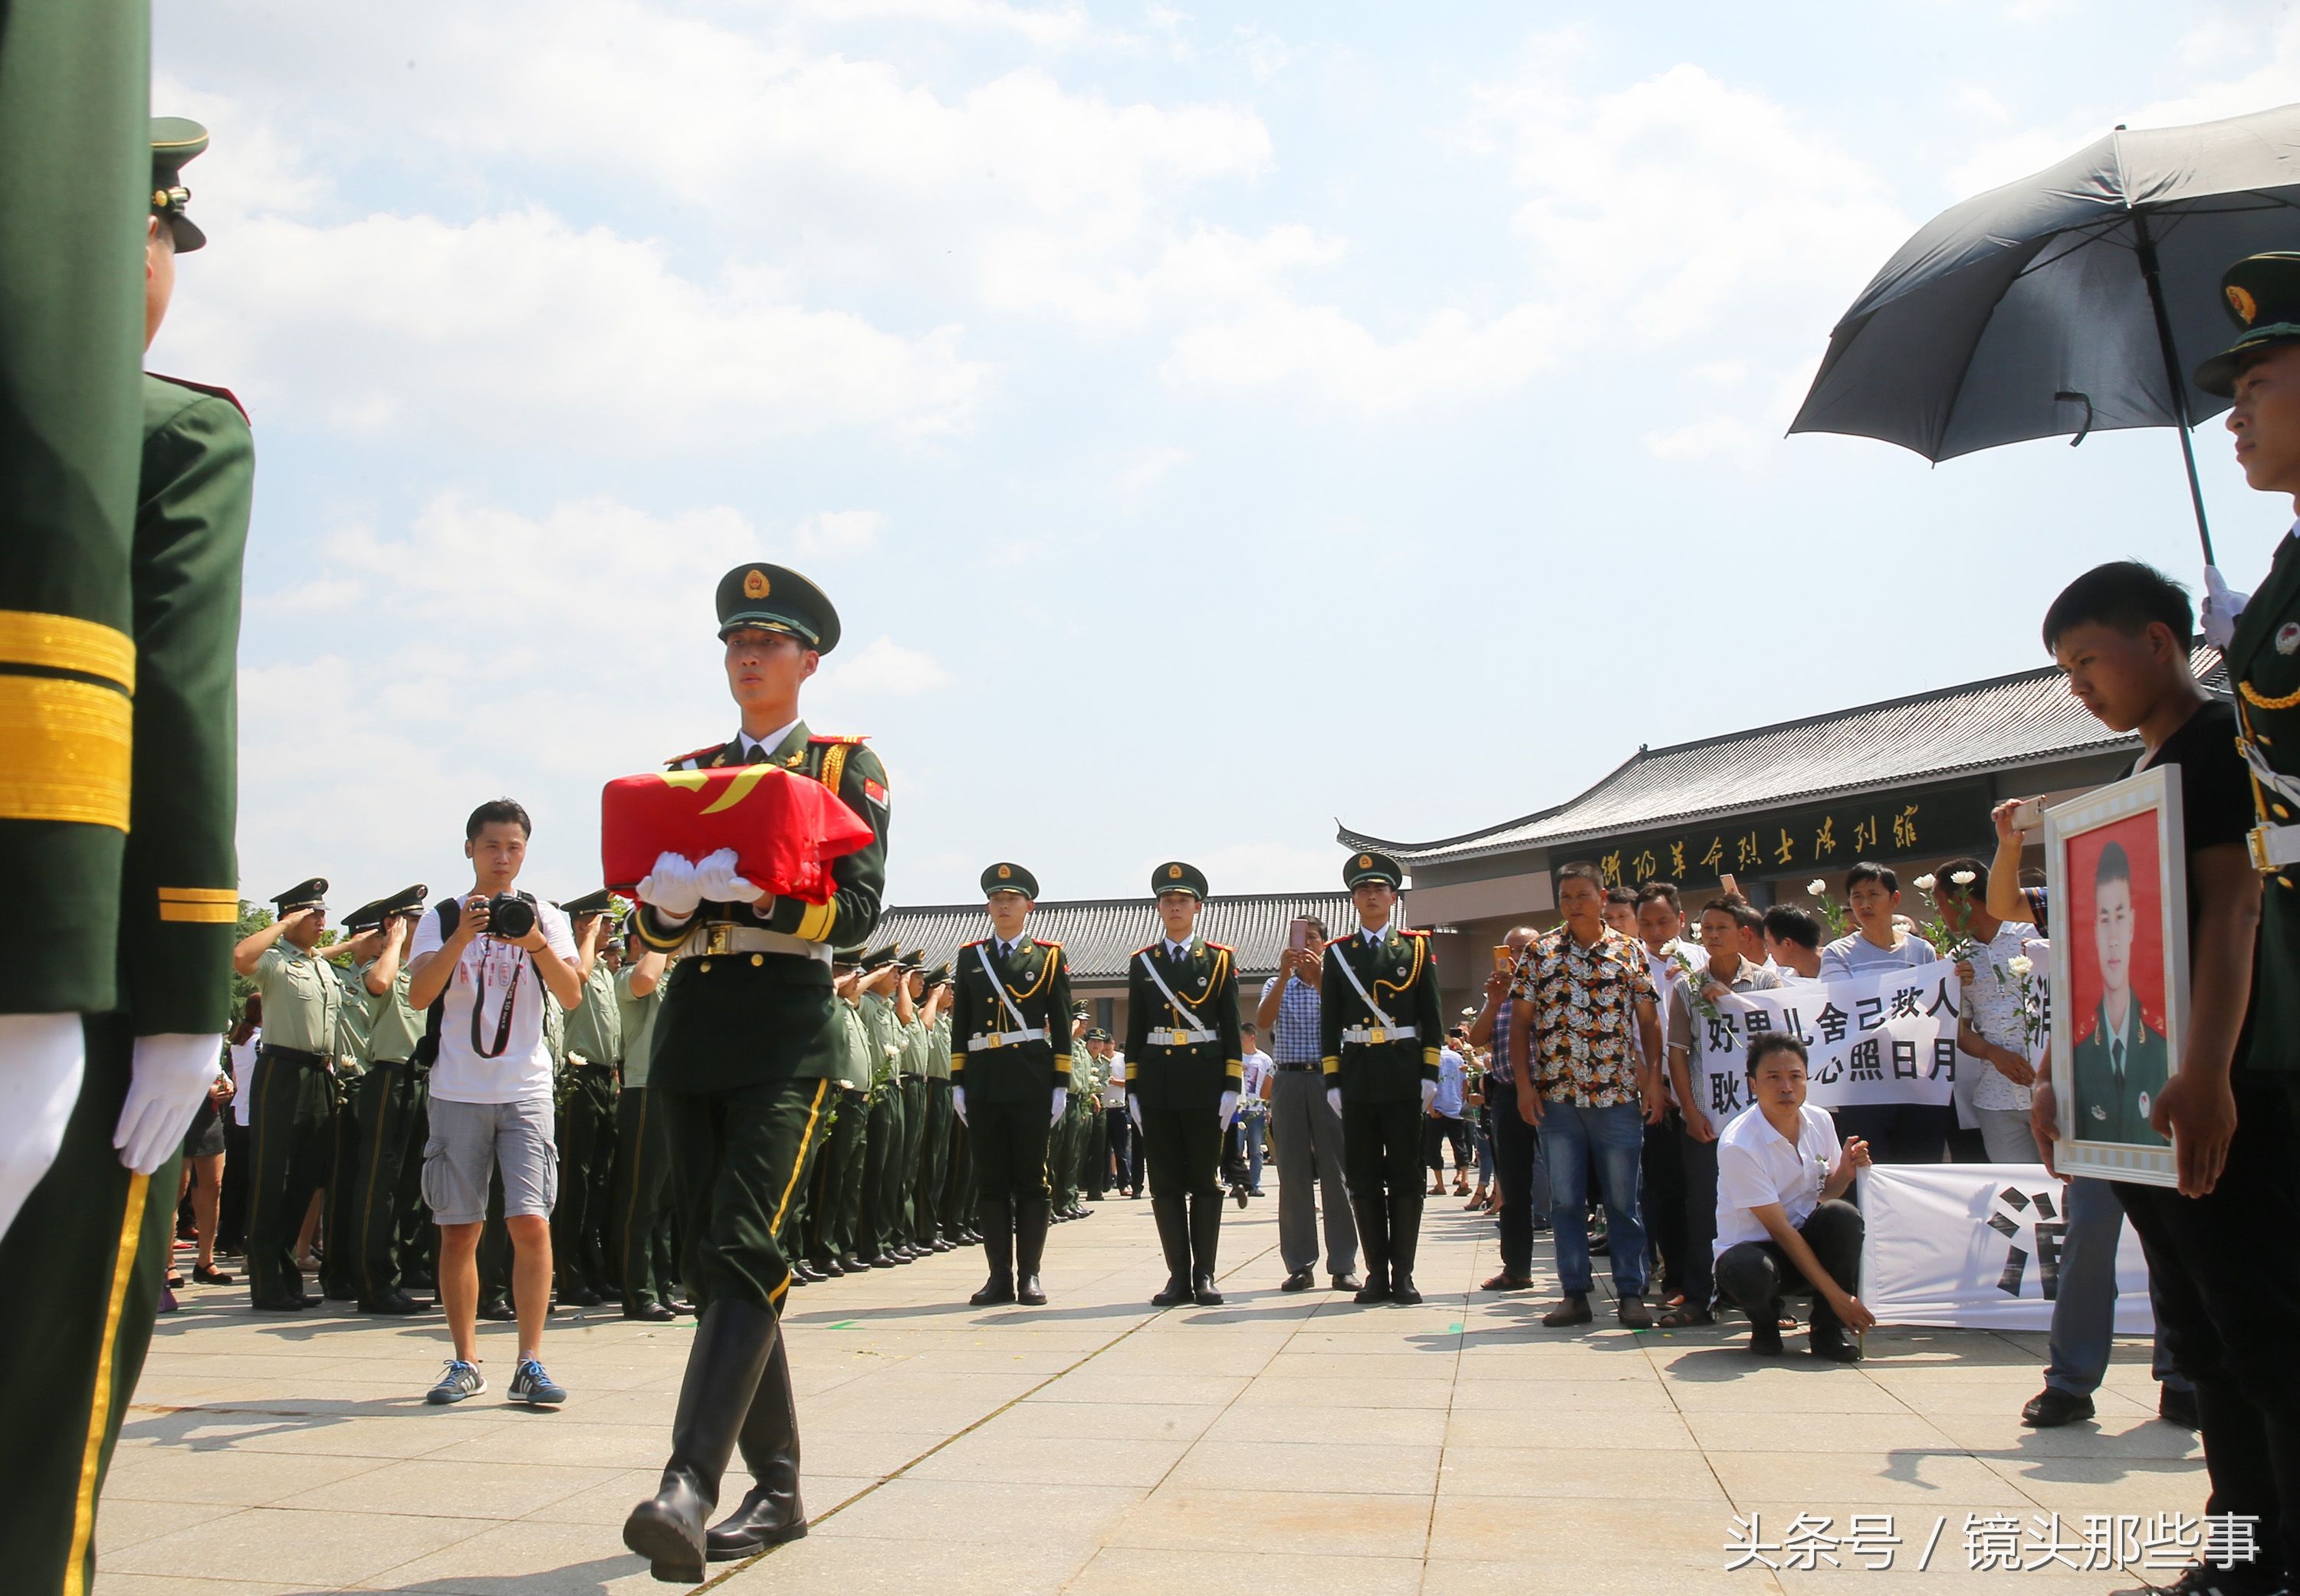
2044, 767, 2188, 1187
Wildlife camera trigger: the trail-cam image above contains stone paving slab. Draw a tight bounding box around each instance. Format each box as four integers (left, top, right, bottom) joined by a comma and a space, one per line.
99, 1177, 2202, 1594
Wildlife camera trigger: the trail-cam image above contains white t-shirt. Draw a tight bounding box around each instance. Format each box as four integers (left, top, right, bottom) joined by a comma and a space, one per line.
412, 895, 577, 1105
1240, 1049, 1273, 1098
1714, 1101, 1842, 1259
230, 1030, 260, 1126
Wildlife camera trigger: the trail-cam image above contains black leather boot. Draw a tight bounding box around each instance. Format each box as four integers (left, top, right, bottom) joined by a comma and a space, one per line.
1014, 1198, 1050, 1306
1149, 1194, 1192, 1305
624, 1298, 779, 1583
1388, 1185, 1424, 1305
1352, 1196, 1391, 1304
705, 1329, 808, 1559
970, 1199, 1015, 1306
1189, 1191, 1224, 1305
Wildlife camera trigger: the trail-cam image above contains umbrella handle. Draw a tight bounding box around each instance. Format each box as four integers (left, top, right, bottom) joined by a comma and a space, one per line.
2055, 390, 2095, 446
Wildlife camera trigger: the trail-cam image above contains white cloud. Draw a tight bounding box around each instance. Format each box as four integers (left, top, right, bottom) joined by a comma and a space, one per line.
155, 208, 984, 450
822, 637, 952, 698
788, 0, 1092, 49
1112, 445, 1189, 500
791, 511, 888, 560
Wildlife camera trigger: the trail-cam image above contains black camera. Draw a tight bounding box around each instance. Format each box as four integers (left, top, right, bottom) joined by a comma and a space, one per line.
485, 892, 536, 941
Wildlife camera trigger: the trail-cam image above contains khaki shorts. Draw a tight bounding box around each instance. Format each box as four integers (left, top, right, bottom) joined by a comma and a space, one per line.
422, 1095, 557, 1224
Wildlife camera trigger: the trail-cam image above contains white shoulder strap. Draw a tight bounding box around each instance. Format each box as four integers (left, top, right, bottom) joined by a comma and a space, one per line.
975, 945, 1032, 1033
1137, 950, 1217, 1040
1328, 941, 1395, 1031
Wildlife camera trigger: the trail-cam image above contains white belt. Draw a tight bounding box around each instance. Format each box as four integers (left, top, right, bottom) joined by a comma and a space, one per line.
682, 923, 832, 964
1148, 1025, 1217, 1047
2249, 822, 2300, 872
966, 1028, 1046, 1052
1342, 1024, 1416, 1045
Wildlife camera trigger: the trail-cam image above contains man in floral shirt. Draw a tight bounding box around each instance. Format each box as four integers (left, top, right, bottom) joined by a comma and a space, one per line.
1506, 861, 1664, 1329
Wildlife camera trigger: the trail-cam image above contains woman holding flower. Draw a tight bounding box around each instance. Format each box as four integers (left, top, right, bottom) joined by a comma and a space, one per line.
1934, 859, 2044, 1163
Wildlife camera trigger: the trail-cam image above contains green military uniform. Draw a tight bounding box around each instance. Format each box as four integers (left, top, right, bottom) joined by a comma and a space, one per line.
2068, 999, 2170, 1147
1124, 862, 1243, 1307
0, 103, 252, 1596
1079, 1038, 1113, 1201
610, 945, 679, 1319
1321, 851, 1444, 1305
317, 911, 377, 1303
894, 955, 932, 1249
936, 1003, 976, 1242
341, 885, 430, 1312
815, 959, 876, 1273
553, 891, 623, 1305
855, 959, 909, 1266
1050, 1024, 1091, 1218
245, 880, 343, 1310
913, 968, 957, 1247
951, 863, 1075, 1306
623, 563, 886, 1581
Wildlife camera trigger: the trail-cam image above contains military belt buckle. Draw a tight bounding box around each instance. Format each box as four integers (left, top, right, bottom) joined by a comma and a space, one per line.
1368, 1026, 1386, 1046
1168, 1028, 1189, 1047
705, 922, 735, 956
988, 1032, 1007, 1049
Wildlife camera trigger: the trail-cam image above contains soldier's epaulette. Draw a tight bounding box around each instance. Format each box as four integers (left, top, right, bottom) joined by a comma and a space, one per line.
1033, 938, 1063, 951
1132, 943, 1159, 957
809, 733, 871, 745
961, 938, 987, 951
150, 372, 249, 421
1398, 928, 1431, 938
663, 741, 728, 769
1205, 941, 1234, 954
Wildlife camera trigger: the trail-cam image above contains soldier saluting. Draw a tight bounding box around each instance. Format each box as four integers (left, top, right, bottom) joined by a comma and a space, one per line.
621, 563, 889, 1581
1321, 852, 1442, 1305
1125, 862, 1243, 1308
950, 863, 1074, 1307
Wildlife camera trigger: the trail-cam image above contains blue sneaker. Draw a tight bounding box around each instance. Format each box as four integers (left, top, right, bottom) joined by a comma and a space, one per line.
426, 1358, 486, 1404
508, 1357, 567, 1407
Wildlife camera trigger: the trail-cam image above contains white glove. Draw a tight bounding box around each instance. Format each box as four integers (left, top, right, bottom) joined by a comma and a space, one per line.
951, 1085, 968, 1125
1218, 1089, 1239, 1130
692, 846, 765, 906
636, 851, 702, 918
1326, 1086, 1344, 1121
1421, 1079, 1439, 1115
1050, 1086, 1069, 1128
2203, 565, 2250, 649
0, 1014, 85, 1240
116, 1033, 225, 1176
1128, 1092, 1143, 1131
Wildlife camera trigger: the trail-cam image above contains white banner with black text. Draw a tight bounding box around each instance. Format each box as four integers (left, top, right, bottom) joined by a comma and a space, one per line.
1686, 960, 1963, 1121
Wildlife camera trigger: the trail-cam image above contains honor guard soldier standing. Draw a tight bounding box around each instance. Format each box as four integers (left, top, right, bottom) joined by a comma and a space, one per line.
1125, 862, 1244, 1307
951, 864, 1076, 1306
1322, 852, 1443, 1305
347, 885, 431, 1313
623, 563, 889, 1581
0, 100, 256, 1594
232, 878, 343, 1310
554, 890, 623, 1306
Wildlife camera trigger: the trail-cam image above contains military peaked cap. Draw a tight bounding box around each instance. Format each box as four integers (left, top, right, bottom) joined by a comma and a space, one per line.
2196, 252, 2300, 396
715, 563, 841, 653
1150, 860, 1208, 901
983, 862, 1040, 898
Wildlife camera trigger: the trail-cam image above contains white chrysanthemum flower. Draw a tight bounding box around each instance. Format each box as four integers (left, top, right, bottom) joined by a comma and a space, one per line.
2007, 955, 2033, 976
1806, 878, 1827, 896
1914, 873, 1937, 892
1950, 869, 1976, 886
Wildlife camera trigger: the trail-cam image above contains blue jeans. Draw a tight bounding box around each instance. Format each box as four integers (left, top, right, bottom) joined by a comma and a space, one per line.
1542, 1099, 1648, 1297
2045, 1174, 2189, 1397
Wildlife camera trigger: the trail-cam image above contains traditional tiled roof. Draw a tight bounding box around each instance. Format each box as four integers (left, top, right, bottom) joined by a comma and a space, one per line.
1342, 650, 2223, 867
871, 892, 1356, 983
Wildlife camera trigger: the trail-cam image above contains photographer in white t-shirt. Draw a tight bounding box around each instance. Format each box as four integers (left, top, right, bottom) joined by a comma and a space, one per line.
406, 798, 583, 1408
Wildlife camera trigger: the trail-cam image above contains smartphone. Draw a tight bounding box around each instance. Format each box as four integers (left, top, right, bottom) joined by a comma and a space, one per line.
1492, 944, 1513, 973
2010, 797, 2045, 833
1287, 916, 1313, 951
1720, 872, 1739, 897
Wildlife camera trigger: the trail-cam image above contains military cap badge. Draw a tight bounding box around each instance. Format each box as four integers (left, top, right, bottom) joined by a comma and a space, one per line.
744, 570, 771, 599
2229, 285, 2259, 325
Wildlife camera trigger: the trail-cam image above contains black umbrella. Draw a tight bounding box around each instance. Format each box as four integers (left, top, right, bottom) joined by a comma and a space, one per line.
1789, 102, 2300, 565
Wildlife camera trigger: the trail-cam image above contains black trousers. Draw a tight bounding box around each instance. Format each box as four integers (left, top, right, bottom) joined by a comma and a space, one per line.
1830, 1102, 1953, 1166
859, 1086, 903, 1257
1106, 1106, 1137, 1190
2114, 1075, 2300, 1585
1422, 1113, 1468, 1176
244, 1047, 337, 1307
1714, 1198, 1864, 1332
663, 1076, 835, 1312
346, 1060, 425, 1303
968, 1096, 1052, 1205
610, 1085, 678, 1309
553, 1064, 618, 1290
0, 1016, 179, 1596
217, 1111, 251, 1254
918, 1078, 955, 1240
1343, 1098, 1423, 1204
319, 1068, 358, 1298
1138, 1095, 1222, 1200
1642, 1113, 1687, 1292
1678, 1129, 1722, 1311
1084, 1102, 1110, 1198
804, 1085, 866, 1262
1490, 1098, 1542, 1279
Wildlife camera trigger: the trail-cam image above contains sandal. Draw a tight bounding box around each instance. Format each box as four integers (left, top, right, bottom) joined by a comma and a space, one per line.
1657, 1306, 1714, 1328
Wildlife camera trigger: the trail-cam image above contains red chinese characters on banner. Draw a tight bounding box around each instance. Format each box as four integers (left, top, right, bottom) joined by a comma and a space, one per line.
600, 767, 874, 904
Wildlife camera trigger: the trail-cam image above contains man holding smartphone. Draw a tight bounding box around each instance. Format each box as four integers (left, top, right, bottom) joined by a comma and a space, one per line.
406, 799, 584, 1409
1258, 914, 1360, 1292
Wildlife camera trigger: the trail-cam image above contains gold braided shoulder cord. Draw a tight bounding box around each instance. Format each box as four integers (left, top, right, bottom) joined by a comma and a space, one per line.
2241, 678, 2300, 712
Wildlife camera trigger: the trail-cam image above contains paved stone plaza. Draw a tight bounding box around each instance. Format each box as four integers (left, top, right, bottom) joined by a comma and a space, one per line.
99, 1180, 2202, 1595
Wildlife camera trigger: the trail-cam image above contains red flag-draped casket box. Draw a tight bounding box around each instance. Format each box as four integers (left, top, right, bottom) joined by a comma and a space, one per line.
601, 767, 874, 902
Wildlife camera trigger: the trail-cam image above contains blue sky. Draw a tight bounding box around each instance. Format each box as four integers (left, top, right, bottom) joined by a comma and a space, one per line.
152, 0, 2300, 912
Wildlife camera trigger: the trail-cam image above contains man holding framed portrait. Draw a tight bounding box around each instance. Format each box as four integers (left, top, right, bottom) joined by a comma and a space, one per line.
2023, 558, 2300, 1596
